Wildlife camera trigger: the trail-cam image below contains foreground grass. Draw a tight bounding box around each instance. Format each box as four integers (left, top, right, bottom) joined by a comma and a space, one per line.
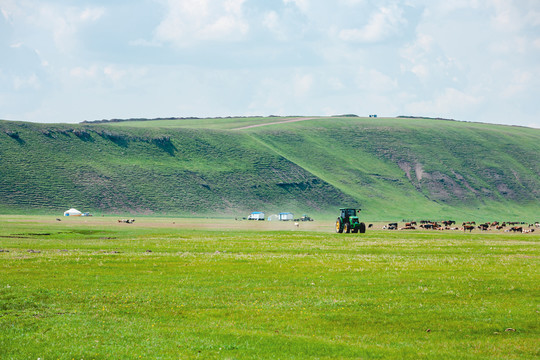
0, 217, 538, 359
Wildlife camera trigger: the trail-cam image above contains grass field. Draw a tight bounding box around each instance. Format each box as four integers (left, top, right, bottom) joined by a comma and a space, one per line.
0, 216, 538, 359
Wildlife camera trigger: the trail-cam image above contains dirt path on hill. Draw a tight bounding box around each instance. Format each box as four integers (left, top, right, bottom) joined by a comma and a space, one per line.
232, 117, 321, 130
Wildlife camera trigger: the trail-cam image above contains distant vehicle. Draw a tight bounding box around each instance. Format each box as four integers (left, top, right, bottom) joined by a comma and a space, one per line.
248, 212, 265, 221
335, 208, 366, 233
300, 214, 314, 221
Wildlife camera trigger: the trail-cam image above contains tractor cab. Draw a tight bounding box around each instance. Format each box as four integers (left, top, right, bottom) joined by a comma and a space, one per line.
340, 208, 358, 220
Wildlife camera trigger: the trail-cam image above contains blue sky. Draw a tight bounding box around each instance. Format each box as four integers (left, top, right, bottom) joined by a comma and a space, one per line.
1, 0, 539, 128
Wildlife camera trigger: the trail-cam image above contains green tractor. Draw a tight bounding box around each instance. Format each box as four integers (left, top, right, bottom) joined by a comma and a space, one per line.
335, 208, 366, 233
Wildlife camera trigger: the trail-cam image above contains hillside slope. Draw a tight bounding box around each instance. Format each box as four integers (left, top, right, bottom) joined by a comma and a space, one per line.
0, 117, 538, 220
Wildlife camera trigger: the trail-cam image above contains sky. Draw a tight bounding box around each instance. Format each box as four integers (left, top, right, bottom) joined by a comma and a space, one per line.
1, 0, 539, 128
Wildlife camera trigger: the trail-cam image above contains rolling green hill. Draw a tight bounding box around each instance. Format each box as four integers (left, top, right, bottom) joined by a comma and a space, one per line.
0, 117, 538, 221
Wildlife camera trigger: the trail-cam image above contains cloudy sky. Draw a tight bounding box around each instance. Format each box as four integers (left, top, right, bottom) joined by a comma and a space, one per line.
1, 0, 539, 128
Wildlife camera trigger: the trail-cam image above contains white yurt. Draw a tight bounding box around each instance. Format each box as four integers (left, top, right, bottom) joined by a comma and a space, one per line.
64, 208, 82, 216
247, 211, 265, 220
279, 212, 294, 221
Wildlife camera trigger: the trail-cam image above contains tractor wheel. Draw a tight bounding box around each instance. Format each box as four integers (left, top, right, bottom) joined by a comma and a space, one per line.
344, 222, 351, 233
335, 218, 344, 233
359, 222, 366, 234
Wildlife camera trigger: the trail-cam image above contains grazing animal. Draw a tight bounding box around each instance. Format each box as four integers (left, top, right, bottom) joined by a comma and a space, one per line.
477, 223, 489, 231
368, 224, 373, 228
387, 223, 398, 230
294, 222, 299, 228
463, 225, 475, 232
118, 219, 136, 224
400, 226, 416, 230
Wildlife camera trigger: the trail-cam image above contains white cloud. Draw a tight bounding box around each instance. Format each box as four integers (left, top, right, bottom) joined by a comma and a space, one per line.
354, 67, 397, 92
154, 0, 248, 46
489, 0, 525, 33
1, 7, 10, 21
406, 88, 483, 118
339, 4, 407, 43
70, 65, 99, 80
293, 73, 314, 97
13, 74, 41, 90
69, 64, 147, 87
502, 70, 534, 98
339, 0, 366, 5
283, 0, 309, 13
400, 33, 434, 80
263, 11, 288, 40
327, 77, 345, 91
0, 1, 105, 54
79, 7, 105, 22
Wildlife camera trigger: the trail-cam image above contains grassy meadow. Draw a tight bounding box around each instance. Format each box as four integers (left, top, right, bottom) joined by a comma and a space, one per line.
1, 216, 538, 359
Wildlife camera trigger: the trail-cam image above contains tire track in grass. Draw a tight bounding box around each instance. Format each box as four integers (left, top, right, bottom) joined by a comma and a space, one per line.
232, 117, 321, 130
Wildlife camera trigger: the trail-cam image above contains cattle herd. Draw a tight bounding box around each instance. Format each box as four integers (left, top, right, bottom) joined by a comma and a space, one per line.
382, 220, 539, 233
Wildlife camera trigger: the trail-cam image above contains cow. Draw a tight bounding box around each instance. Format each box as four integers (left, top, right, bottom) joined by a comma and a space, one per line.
387, 223, 398, 230
463, 225, 475, 232
477, 223, 489, 231
421, 223, 440, 230
118, 219, 135, 224
400, 226, 416, 230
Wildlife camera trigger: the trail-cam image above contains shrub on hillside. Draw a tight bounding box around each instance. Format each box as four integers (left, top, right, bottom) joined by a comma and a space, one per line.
5, 130, 20, 139
151, 135, 176, 155
95, 129, 130, 147
73, 129, 93, 141
39, 129, 55, 138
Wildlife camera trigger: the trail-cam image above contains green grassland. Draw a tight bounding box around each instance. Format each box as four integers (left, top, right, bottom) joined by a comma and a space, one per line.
0, 116, 539, 220
0, 216, 538, 359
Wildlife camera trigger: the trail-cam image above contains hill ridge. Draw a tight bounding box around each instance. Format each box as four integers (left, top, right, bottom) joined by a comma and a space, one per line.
1, 117, 539, 220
